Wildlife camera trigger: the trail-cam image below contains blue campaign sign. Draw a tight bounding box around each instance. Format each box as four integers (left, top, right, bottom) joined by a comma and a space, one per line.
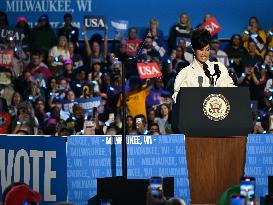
0, 135, 67, 205
245, 134, 273, 201
76, 97, 101, 115
66, 135, 122, 205
66, 135, 190, 205
1, 0, 273, 39
126, 135, 190, 204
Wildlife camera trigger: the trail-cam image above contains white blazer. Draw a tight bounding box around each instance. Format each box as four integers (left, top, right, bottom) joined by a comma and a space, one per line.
172, 59, 235, 102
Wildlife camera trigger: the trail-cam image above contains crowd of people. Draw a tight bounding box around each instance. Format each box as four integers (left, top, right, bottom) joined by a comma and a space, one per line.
0, 11, 273, 136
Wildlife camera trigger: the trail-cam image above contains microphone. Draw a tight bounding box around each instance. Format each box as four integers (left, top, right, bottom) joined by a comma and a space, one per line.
203, 63, 214, 87
213, 64, 221, 86
198, 76, 203, 87
214, 64, 221, 79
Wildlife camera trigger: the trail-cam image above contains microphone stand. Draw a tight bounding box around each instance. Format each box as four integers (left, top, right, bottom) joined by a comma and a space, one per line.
121, 33, 149, 179
121, 55, 127, 179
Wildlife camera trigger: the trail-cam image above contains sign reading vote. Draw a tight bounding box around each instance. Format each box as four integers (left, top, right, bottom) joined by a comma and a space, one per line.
199, 17, 222, 37
245, 134, 273, 201
67, 135, 190, 205
0, 135, 67, 205
0, 50, 13, 67
137, 62, 162, 79
84, 16, 106, 29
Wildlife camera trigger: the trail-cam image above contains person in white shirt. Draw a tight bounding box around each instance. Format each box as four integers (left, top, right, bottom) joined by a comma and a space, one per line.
172, 29, 235, 102
48, 35, 70, 67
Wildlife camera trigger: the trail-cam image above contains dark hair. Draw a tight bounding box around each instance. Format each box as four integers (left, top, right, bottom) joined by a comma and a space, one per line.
90, 33, 102, 45
191, 29, 211, 50
230, 34, 243, 47
134, 114, 146, 124
126, 115, 134, 120
249, 16, 258, 25
47, 77, 57, 91
0, 97, 9, 112
31, 51, 41, 57
64, 13, 72, 19
248, 16, 261, 31
129, 27, 137, 33
11, 92, 22, 107
35, 98, 45, 105
0, 11, 9, 27
148, 122, 159, 131
158, 103, 170, 118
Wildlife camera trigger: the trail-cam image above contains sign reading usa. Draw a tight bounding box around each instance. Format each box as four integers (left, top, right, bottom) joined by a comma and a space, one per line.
137, 62, 162, 79
84, 16, 106, 29
0, 50, 14, 67
0, 135, 67, 205
199, 17, 222, 37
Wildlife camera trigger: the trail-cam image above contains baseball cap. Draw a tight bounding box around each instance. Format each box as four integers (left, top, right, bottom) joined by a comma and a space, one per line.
4, 184, 41, 205
64, 58, 73, 65
16, 16, 27, 22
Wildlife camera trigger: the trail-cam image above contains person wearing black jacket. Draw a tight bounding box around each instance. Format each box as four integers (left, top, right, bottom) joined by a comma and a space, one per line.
58, 13, 79, 44
168, 12, 192, 51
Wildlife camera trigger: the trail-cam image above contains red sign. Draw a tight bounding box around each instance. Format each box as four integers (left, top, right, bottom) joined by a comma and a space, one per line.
0, 50, 13, 67
137, 62, 162, 79
125, 39, 142, 56
199, 17, 222, 37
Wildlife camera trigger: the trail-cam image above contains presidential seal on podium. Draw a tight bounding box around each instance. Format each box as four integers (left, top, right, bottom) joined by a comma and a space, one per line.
203, 94, 230, 121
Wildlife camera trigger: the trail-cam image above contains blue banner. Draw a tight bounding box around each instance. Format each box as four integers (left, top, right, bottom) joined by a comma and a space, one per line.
0, 135, 67, 205
76, 97, 101, 115
245, 134, 273, 202
67, 135, 190, 205
62, 97, 101, 115
67, 135, 122, 205
0, 0, 272, 39
126, 134, 190, 204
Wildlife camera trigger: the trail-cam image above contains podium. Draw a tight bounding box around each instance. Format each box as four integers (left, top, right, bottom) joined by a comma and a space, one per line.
172, 87, 252, 204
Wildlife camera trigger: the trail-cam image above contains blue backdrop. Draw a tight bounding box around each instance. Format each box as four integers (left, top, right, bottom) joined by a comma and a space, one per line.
1, 0, 273, 39
245, 134, 273, 203
67, 135, 190, 205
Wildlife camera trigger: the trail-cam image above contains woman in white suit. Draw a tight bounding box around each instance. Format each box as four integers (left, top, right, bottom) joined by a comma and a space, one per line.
172, 29, 235, 103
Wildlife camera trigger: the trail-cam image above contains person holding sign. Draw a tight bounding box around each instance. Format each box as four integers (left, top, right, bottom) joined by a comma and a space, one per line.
83, 24, 108, 64
168, 12, 192, 51
172, 29, 235, 102
196, 13, 220, 39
